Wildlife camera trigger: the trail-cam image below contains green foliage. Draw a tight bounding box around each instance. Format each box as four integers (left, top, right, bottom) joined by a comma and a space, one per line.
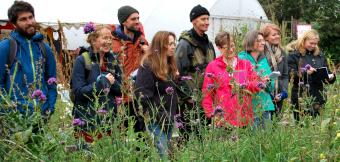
259, 0, 340, 63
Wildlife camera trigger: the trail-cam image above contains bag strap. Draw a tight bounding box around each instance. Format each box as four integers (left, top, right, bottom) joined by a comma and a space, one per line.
82, 52, 93, 70
7, 36, 17, 67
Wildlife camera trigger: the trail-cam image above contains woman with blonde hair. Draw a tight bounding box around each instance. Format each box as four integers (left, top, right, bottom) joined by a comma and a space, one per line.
287, 29, 336, 121
260, 23, 289, 117
134, 31, 178, 158
71, 23, 122, 143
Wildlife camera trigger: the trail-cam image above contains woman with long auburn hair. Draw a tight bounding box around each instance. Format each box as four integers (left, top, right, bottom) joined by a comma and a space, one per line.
135, 31, 178, 158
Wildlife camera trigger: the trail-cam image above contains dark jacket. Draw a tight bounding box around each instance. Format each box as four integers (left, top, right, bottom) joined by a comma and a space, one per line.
175, 28, 215, 100
288, 50, 336, 105
71, 48, 122, 130
134, 65, 178, 131
264, 43, 289, 95
0, 30, 57, 114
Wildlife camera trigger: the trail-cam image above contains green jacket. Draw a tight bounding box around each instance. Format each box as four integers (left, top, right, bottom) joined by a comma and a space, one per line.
238, 51, 275, 112
175, 29, 215, 101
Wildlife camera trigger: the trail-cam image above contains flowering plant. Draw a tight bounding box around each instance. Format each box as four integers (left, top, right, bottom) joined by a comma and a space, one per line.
84, 22, 95, 34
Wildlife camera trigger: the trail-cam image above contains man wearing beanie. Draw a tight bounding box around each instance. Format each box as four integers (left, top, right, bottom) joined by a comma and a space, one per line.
175, 4, 215, 141
111, 5, 148, 134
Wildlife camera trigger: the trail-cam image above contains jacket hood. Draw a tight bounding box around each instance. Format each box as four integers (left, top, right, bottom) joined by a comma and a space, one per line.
10, 30, 44, 44
112, 25, 142, 42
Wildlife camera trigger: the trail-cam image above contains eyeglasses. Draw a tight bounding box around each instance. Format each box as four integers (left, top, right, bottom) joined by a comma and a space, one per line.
168, 42, 177, 47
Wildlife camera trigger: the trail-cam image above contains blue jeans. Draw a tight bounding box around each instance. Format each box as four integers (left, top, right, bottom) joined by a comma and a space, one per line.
253, 111, 273, 130
148, 123, 172, 158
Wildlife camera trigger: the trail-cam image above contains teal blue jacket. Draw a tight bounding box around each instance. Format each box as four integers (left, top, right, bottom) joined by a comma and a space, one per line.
238, 51, 275, 112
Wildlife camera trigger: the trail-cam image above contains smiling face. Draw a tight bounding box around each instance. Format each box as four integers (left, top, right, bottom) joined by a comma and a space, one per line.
15, 11, 36, 37
304, 37, 319, 51
92, 27, 112, 53
266, 28, 281, 45
253, 34, 265, 52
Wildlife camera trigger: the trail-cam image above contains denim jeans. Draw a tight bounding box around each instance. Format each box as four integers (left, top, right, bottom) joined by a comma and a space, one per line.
148, 123, 172, 158
253, 111, 273, 130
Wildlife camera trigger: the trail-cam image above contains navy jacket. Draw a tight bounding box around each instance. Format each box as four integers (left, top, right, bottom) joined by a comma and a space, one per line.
71, 48, 122, 130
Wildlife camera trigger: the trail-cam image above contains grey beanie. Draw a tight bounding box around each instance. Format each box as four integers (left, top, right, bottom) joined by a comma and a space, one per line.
117, 5, 139, 24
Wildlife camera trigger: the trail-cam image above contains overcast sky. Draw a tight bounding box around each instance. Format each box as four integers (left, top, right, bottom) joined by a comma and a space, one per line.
0, 0, 214, 23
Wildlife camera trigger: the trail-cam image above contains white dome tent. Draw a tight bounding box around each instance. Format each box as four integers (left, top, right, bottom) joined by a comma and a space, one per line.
208, 0, 269, 40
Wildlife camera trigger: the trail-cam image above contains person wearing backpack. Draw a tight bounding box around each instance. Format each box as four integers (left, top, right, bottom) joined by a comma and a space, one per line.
111, 5, 149, 134
71, 23, 122, 143
0, 1, 57, 119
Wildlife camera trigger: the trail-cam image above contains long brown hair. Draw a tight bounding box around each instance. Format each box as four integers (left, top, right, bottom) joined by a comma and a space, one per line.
141, 31, 178, 81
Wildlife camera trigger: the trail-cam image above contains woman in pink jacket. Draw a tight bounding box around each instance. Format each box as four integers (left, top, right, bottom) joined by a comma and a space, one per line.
202, 32, 262, 127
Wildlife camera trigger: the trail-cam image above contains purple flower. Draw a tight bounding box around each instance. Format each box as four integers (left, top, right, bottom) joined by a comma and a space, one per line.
206, 73, 214, 78
47, 77, 57, 85
257, 82, 266, 89
39, 94, 47, 101
180, 76, 192, 81
195, 67, 201, 72
83, 22, 95, 34
305, 64, 311, 70
212, 105, 224, 116
72, 118, 85, 126
97, 109, 108, 115
239, 83, 247, 89
175, 121, 184, 129
31, 89, 43, 98
116, 97, 123, 105
207, 84, 215, 90
165, 87, 174, 95
174, 114, 184, 129
300, 68, 307, 73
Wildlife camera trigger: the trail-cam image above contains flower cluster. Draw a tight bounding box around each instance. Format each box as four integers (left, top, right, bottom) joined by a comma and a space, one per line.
165, 86, 174, 95
212, 105, 224, 117
31, 89, 46, 101
72, 118, 85, 126
84, 22, 95, 34
180, 76, 192, 81
47, 77, 57, 85
257, 82, 266, 89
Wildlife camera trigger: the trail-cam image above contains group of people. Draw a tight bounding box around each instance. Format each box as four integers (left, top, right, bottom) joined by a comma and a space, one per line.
0, 1, 337, 158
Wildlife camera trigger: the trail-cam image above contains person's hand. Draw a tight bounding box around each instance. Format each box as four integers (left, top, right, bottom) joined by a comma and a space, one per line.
261, 76, 270, 83
307, 67, 316, 75
141, 45, 149, 53
105, 73, 115, 85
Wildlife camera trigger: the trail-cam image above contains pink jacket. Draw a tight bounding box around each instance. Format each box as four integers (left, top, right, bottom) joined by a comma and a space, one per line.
202, 56, 261, 127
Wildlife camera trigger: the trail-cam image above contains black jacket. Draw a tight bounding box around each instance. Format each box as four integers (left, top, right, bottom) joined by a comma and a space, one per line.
288, 50, 336, 105
71, 48, 122, 130
134, 65, 178, 131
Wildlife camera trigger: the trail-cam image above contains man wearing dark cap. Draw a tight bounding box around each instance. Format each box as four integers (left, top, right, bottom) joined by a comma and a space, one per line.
175, 4, 215, 141
111, 5, 148, 133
